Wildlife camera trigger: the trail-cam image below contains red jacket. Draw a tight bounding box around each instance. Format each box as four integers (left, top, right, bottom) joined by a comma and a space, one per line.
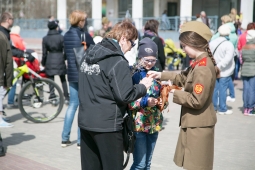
10, 33, 26, 51
237, 31, 248, 51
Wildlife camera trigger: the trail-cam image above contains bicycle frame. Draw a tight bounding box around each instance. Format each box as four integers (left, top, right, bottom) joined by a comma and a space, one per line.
4, 64, 42, 98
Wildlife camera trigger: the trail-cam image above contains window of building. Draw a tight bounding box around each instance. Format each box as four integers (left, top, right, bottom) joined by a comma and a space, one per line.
143, 0, 154, 17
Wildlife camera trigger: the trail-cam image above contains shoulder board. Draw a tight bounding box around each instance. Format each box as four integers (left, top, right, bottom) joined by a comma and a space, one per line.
198, 57, 207, 66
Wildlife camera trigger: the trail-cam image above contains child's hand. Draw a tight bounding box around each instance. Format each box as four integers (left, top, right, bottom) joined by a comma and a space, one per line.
147, 97, 158, 107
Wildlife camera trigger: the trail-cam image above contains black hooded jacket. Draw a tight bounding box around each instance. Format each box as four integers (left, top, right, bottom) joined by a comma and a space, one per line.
78, 38, 147, 132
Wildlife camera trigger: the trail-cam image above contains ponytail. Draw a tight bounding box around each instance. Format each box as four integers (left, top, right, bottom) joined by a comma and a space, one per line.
206, 46, 220, 78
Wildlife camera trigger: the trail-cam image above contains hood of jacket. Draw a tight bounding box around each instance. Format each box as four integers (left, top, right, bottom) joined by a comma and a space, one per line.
86, 38, 127, 64
225, 22, 236, 34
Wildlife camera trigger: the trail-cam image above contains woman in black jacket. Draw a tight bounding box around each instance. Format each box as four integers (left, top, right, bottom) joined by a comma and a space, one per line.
143, 19, 166, 71
78, 21, 153, 170
42, 21, 69, 103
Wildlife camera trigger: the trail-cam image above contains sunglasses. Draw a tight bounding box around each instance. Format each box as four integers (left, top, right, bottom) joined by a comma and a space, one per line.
129, 40, 136, 48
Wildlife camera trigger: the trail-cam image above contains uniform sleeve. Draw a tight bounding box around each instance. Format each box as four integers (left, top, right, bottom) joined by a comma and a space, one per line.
109, 60, 147, 104
173, 66, 213, 109
161, 66, 191, 87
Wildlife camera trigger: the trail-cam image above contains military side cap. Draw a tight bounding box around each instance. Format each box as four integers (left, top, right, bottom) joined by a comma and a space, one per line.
180, 21, 212, 41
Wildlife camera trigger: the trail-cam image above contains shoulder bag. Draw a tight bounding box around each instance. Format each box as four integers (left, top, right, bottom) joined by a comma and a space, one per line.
73, 33, 87, 69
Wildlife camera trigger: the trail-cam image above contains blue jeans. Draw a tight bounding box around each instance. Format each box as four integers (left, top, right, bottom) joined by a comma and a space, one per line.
131, 132, 159, 170
213, 77, 232, 112
242, 76, 255, 109
228, 80, 235, 98
61, 82, 80, 144
8, 83, 16, 104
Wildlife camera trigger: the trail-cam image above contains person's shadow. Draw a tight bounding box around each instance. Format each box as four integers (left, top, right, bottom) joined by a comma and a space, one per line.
3, 133, 35, 146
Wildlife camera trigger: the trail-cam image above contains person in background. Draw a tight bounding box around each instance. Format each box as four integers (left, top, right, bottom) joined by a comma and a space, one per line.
78, 21, 152, 170
0, 12, 35, 111
241, 30, 255, 116
148, 21, 217, 170
0, 30, 13, 128
238, 23, 254, 51
130, 37, 163, 170
41, 21, 69, 104
211, 15, 238, 102
88, 26, 94, 37
143, 19, 166, 71
81, 12, 88, 32
200, 11, 210, 27
6, 25, 26, 110
196, 13, 202, 22
210, 24, 235, 115
238, 23, 254, 66
62, 10, 95, 149
161, 10, 170, 30
48, 15, 54, 22
94, 17, 111, 38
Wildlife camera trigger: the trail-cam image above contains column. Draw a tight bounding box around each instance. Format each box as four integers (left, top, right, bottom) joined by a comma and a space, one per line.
240, 0, 254, 29
180, 0, 192, 24
132, 0, 143, 30
57, 0, 67, 30
154, 0, 160, 17
92, 0, 102, 30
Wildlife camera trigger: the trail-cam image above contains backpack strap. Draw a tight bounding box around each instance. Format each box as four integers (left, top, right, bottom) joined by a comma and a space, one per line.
213, 40, 227, 55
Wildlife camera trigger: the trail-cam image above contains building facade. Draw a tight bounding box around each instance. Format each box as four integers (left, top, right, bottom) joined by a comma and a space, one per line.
0, 0, 254, 30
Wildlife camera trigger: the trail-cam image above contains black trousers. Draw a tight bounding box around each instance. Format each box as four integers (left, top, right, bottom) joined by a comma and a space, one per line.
80, 129, 123, 170
48, 75, 69, 99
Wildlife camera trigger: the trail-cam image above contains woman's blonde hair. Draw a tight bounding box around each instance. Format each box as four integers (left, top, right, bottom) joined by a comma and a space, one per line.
221, 15, 232, 24
11, 25, 21, 34
106, 21, 138, 41
69, 10, 87, 26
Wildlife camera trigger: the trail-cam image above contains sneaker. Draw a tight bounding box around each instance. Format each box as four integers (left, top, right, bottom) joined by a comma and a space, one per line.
218, 110, 233, 115
2, 117, 10, 122
77, 143, 80, 150
244, 108, 249, 116
6, 104, 18, 109
64, 100, 69, 105
248, 109, 255, 116
0, 120, 14, 128
61, 140, 71, 147
226, 96, 235, 102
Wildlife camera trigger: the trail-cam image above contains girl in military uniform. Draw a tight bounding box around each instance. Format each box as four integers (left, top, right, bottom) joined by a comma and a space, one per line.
148, 21, 219, 170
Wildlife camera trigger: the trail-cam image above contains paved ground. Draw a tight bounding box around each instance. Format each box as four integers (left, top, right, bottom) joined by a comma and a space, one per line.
1, 39, 255, 169
1, 77, 255, 170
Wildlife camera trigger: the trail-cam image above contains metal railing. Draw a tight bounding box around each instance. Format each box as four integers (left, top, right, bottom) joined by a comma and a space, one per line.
14, 16, 218, 32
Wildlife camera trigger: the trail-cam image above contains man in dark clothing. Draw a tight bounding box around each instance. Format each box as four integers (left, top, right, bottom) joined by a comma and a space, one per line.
0, 12, 35, 110
0, 30, 13, 155
0, 12, 34, 61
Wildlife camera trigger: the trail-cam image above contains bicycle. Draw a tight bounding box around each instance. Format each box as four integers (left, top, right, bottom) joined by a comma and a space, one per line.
4, 60, 64, 123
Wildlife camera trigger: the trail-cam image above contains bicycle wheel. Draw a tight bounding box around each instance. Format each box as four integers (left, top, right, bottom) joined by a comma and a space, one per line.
18, 78, 64, 123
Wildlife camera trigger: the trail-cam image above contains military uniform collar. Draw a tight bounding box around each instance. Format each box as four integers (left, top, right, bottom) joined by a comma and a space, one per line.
191, 52, 208, 68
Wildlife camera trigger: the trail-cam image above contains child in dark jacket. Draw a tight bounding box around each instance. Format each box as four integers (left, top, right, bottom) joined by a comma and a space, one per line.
129, 37, 164, 169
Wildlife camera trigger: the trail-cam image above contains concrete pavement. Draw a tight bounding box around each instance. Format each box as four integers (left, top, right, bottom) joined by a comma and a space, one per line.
1, 78, 255, 170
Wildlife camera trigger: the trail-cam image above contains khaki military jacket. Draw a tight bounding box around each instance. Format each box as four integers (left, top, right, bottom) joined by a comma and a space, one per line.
161, 53, 217, 128
0, 31, 13, 88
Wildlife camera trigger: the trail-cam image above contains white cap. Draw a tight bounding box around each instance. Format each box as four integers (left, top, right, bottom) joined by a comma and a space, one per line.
246, 30, 255, 42
218, 24, 231, 36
